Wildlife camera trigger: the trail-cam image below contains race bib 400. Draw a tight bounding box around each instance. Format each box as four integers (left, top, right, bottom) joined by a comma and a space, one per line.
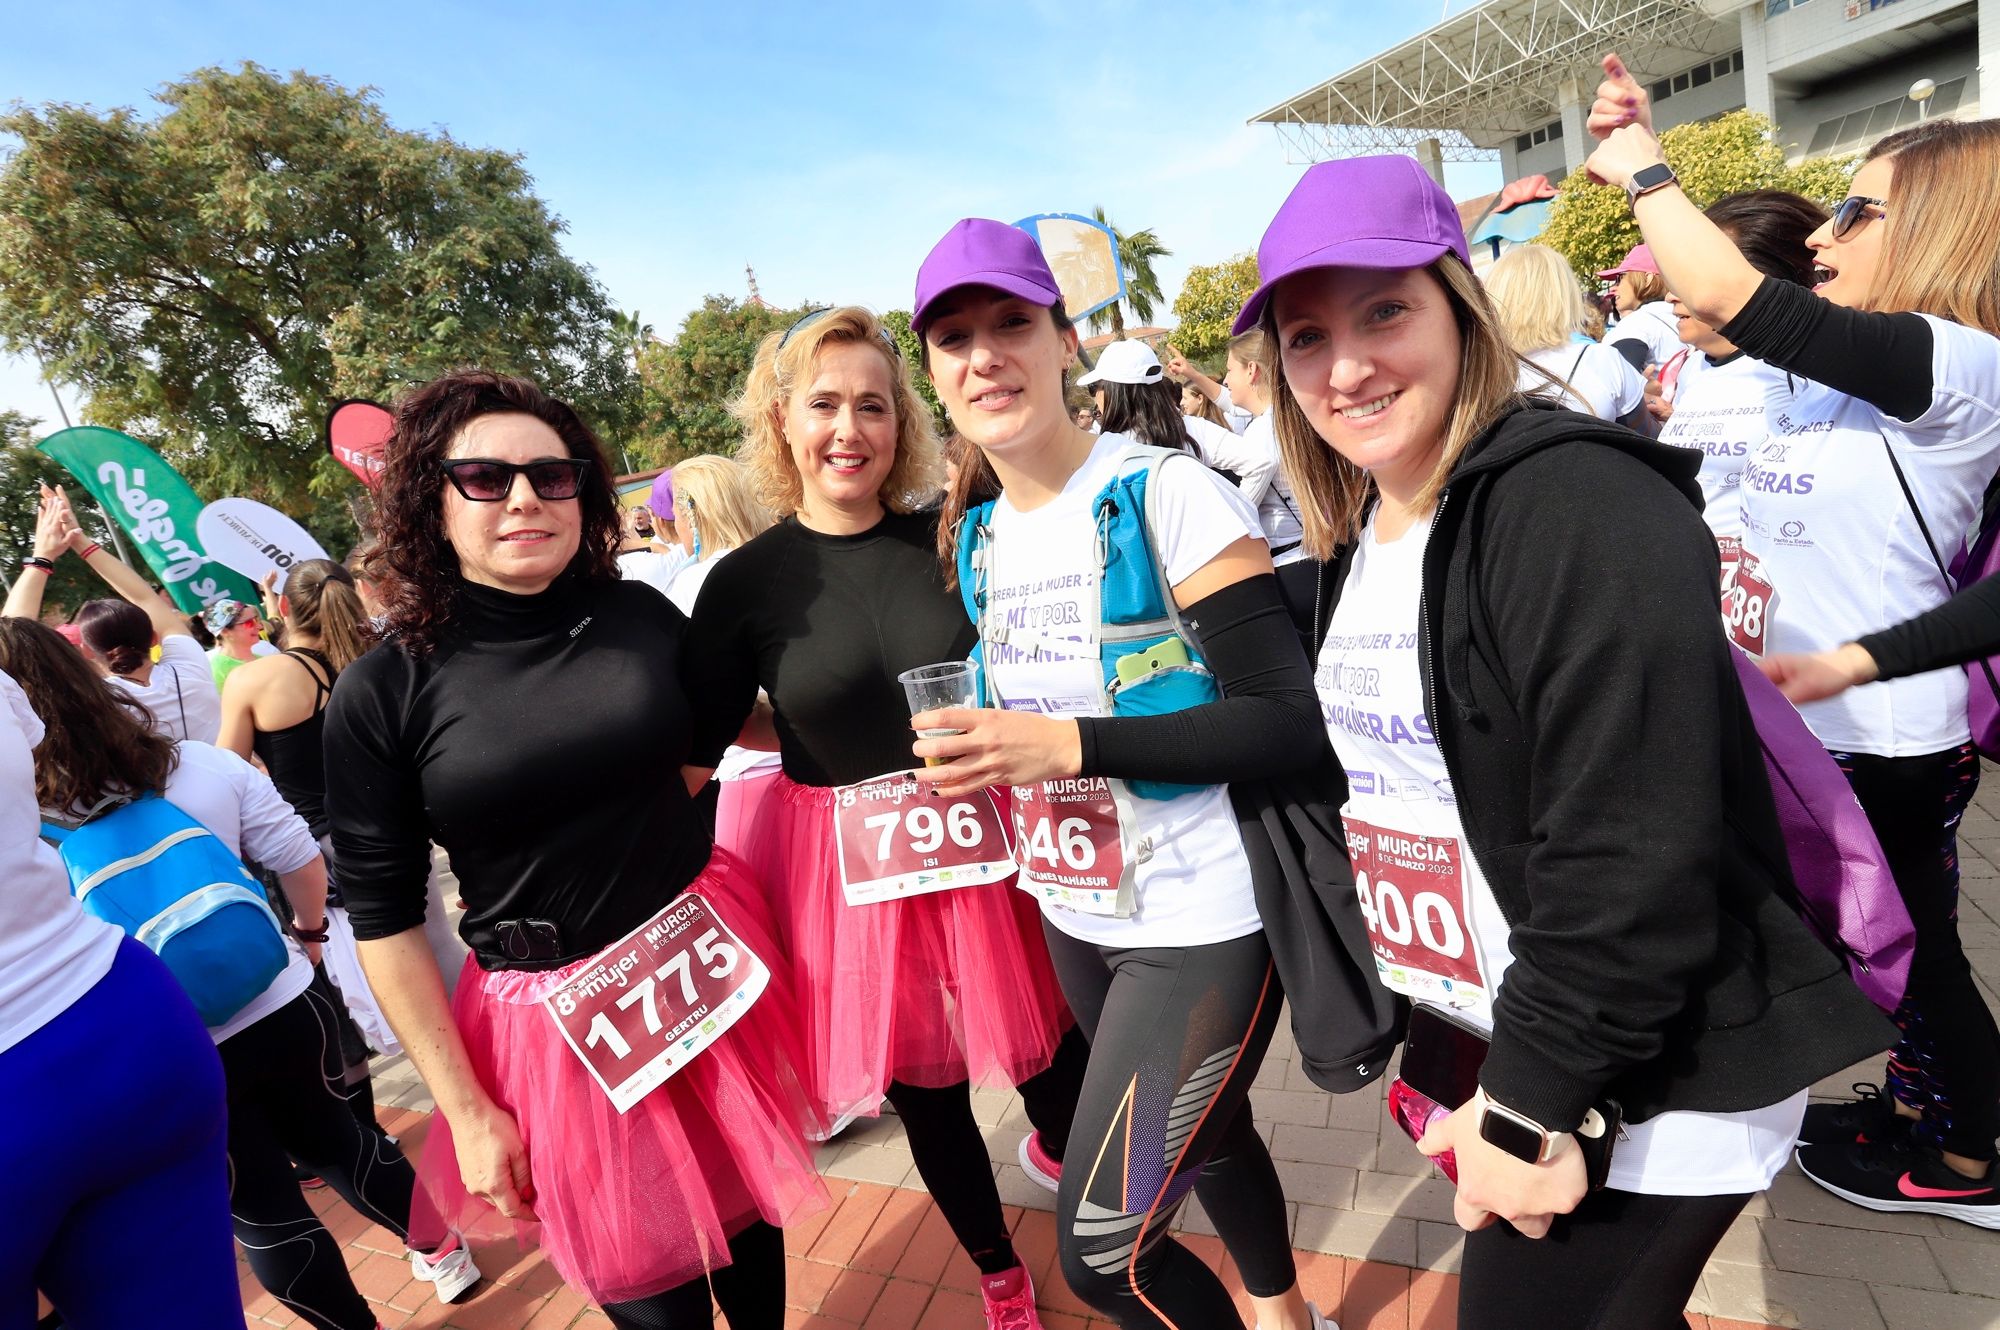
543, 892, 768, 1113
1341, 815, 1490, 1021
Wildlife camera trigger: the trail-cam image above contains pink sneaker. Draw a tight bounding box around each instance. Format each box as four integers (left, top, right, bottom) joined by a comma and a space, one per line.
1018, 1132, 1062, 1193
980, 1265, 1044, 1329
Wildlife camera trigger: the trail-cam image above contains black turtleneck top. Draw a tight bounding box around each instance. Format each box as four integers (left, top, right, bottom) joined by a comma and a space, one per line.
684, 511, 977, 788
323, 575, 711, 970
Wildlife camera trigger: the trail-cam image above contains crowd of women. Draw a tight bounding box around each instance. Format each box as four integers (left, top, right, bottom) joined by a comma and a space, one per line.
7, 48, 2000, 1330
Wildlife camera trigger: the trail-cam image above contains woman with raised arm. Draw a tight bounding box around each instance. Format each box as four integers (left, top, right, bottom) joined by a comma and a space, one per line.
323, 370, 823, 1329
1586, 52, 2000, 1226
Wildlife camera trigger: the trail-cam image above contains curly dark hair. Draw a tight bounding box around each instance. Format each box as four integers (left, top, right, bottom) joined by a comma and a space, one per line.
366, 369, 623, 654
0, 617, 178, 813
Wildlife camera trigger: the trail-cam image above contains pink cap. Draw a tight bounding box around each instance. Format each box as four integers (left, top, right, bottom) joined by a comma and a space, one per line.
1597, 244, 1659, 279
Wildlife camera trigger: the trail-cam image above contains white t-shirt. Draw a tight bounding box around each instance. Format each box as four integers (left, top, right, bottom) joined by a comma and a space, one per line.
1320, 509, 1803, 1195
1212, 387, 1255, 434
1741, 315, 2000, 755
154, 742, 322, 1044
1610, 300, 1684, 371
109, 634, 220, 744
1657, 352, 1791, 541
983, 433, 1265, 947
1239, 413, 1307, 566
669, 548, 782, 783
0, 673, 122, 1055
1182, 415, 1277, 505
1519, 342, 1645, 422
618, 546, 691, 600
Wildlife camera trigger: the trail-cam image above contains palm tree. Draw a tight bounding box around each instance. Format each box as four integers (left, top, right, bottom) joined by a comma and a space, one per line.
1088, 206, 1171, 341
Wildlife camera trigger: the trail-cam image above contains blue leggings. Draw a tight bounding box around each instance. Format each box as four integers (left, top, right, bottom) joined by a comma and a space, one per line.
0, 937, 240, 1330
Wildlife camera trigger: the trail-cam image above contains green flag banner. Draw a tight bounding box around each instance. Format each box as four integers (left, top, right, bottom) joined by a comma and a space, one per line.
37, 426, 261, 614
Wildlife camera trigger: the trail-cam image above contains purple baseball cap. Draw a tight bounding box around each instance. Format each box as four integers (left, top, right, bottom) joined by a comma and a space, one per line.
913, 219, 1063, 332
646, 470, 675, 518
1233, 155, 1472, 335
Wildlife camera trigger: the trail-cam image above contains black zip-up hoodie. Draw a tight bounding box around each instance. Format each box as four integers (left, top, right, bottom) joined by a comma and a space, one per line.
1279, 402, 1891, 1131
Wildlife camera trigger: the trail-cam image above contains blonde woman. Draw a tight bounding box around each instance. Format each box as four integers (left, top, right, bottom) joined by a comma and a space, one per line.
1246, 153, 1888, 1325
682, 306, 1085, 1330
1589, 52, 2000, 1224
1485, 242, 1648, 425
661, 455, 773, 615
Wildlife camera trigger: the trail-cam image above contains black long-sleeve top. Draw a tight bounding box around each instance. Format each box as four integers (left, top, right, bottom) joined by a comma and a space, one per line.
1859, 572, 2000, 681
323, 575, 712, 970
1717, 275, 1935, 419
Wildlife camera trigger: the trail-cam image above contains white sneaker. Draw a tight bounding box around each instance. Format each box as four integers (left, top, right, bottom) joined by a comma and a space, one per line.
1259, 1304, 1337, 1330
409, 1233, 481, 1303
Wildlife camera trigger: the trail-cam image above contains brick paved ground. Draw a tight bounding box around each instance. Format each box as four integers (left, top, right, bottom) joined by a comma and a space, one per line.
244, 773, 2000, 1330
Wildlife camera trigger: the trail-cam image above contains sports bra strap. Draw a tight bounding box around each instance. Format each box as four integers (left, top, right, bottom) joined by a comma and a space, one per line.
281, 647, 336, 714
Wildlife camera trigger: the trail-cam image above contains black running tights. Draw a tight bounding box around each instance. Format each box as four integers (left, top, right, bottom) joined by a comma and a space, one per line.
600, 1221, 786, 1329
220, 983, 419, 1330
1042, 924, 1293, 1329
884, 1021, 1090, 1276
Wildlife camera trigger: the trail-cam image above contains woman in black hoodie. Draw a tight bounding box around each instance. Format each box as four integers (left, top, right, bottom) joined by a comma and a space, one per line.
1240, 156, 1891, 1328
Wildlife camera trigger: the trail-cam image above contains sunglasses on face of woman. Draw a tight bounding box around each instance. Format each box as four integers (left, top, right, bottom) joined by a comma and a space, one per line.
1831, 195, 1888, 241
442, 457, 592, 502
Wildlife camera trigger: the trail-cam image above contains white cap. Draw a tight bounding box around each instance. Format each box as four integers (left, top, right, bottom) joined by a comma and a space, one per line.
1077, 339, 1164, 388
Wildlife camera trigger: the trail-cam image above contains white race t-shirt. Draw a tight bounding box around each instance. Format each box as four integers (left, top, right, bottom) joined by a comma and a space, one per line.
1320, 509, 1803, 1195
1239, 413, 1307, 566
1657, 352, 1791, 541
1212, 387, 1255, 434
1183, 415, 1277, 506
0, 673, 122, 1055
984, 433, 1265, 947
1520, 342, 1645, 422
1741, 315, 2000, 755
670, 547, 782, 782
618, 546, 692, 600
109, 634, 221, 744
1610, 300, 1684, 371
155, 742, 322, 1045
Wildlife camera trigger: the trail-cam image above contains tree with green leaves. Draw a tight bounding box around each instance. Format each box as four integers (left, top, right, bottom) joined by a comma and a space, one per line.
1540, 111, 1855, 283
1087, 207, 1171, 341
1168, 254, 1261, 367
881, 309, 949, 432
0, 63, 639, 545
630, 296, 812, 467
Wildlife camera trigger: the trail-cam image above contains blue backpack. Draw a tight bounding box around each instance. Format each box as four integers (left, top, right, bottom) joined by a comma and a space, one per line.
956, 442, 1222, 802
42, 793, 290, 1027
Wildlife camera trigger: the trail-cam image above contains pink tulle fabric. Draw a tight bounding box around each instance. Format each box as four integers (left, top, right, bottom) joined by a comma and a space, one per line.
723, 773, 1073, 1121
416, 849, 827, 1306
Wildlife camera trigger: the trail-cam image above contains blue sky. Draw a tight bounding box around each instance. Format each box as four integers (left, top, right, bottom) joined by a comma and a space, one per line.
0, 1, 1502, 431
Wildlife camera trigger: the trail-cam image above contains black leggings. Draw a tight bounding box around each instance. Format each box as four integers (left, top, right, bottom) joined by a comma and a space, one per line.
1460, 1189, 1748, 1330
600, 1221, 785, 1329
221, 983, 419, 1330
1833, 743, 1999, 1159
884, 1022, 1090, 1276
1043, 924, 1293, 1329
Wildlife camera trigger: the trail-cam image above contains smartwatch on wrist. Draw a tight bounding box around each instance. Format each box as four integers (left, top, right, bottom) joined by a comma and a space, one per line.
1475, 1090, 1562, 1164
1627, 162, 1678, 202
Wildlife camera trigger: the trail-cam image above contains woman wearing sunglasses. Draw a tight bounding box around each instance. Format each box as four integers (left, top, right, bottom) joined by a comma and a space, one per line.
1588, 53, 2000, 1227
684, 305, 1086, 1330
323, 370, 824, 1329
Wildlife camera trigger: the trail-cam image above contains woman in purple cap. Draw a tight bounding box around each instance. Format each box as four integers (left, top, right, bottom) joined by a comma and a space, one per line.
914, 220, 1334, 1330
1587, 53, 2000, 1229
1239, 152, 1892, 1326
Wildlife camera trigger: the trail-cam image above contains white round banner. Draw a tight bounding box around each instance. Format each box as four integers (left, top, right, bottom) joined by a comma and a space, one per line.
195, 498, 331, 584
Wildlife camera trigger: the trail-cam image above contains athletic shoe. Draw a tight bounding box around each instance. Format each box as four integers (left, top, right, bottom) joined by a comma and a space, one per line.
1796, 1138, 2000, 1229
1018, 1132, 1062, 1193
979, 1265, 1044, 1330
1260, 1303, 1338, 1330
807, 1102, 870, 1144
1797, 1082, 1913, 1147
409, 1232, 482, 1302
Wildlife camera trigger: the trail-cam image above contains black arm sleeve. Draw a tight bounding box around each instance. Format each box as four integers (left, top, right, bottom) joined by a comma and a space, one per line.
1857, 572, 2000, 682
1608, 336, 1650, 372
1717, 276, 1935, 422
1074, 573, 1323, 784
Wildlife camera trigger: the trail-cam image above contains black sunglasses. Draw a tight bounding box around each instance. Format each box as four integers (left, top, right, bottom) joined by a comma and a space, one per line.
779, 306, 901, 356
1831, 195, 1888, 241
442, 457, 591, 503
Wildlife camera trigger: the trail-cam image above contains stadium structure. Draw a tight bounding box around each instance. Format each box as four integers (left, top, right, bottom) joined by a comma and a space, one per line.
1252, 0, 1993, 186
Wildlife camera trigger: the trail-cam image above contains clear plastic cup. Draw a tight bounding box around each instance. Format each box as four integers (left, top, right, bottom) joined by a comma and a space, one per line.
898, 661, 978, 767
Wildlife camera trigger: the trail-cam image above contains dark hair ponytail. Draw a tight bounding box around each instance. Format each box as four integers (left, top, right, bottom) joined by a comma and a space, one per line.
1096, 378, 1199, 454
76, 599, 154, 676
1704, 190, 1829, 287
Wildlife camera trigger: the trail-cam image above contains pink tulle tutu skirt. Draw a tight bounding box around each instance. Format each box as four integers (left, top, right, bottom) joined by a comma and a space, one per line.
417, 848, 826, 1305
728, 773, 1073, 1121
